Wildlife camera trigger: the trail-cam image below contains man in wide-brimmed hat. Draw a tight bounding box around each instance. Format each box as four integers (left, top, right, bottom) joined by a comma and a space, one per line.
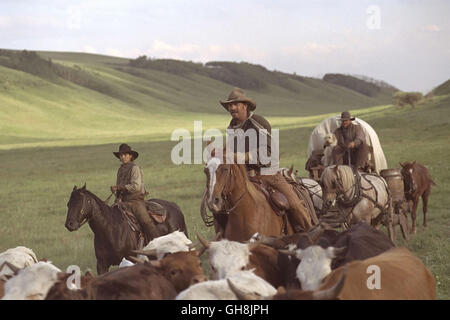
220, 88, 313, 232
332, 111, 369, 169
111, 143, 160, 240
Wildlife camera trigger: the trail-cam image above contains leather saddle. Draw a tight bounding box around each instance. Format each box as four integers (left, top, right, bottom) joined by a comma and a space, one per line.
115, 200, 167, 234
249, 176, 289, 216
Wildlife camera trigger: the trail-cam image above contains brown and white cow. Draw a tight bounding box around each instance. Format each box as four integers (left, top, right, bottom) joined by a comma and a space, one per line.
198, 234, 285, 288
231, 247, 436, 300
46, 250, 206, 300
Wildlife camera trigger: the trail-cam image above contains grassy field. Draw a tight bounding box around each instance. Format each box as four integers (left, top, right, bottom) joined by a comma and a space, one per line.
0, 50, 396, 150
0, 50, 448, 299
0, 94, 448, 298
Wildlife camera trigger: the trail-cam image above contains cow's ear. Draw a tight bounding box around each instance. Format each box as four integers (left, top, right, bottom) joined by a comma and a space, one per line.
329, 246, 346, 258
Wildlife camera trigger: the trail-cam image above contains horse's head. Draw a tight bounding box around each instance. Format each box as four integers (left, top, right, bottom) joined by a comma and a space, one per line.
204, 157, 233, 213
400, 161, 417, 193
320, 166, 340, 208
320, 165, 355, 208
65, 184, 94, 231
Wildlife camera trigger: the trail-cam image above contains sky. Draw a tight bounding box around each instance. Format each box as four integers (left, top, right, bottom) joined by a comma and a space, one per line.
0, 0, 449, 93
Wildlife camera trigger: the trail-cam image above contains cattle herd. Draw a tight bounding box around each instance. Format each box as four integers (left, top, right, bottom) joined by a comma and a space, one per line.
0, 225, 436, 300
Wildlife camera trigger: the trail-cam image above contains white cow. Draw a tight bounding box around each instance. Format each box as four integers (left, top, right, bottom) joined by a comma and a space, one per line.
123, 230, 193, 265
281, 245, 345, 290
0, 246, 38, 277
2, 261, 63, 300
202, 239, 252, 279
176, 271, 276, 300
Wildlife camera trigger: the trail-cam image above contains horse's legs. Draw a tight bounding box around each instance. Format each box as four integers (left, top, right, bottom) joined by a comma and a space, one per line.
97, 260, 109, 275
422, 190, 430, 228
410, 198, 419, 234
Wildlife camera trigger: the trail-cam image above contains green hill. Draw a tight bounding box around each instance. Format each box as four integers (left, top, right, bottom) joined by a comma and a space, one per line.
0, 49, 397, 150
431, 78, 450, 97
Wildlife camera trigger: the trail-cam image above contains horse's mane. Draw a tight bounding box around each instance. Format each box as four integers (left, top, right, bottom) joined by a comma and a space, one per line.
233, 163, 262, 201
83, 189, 111, 213
337, 165, 355, 190
322, 165, 355, 190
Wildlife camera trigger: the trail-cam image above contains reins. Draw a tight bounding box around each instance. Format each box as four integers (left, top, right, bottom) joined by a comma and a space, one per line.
220, 165, 247, 215
78, 191, 112, 227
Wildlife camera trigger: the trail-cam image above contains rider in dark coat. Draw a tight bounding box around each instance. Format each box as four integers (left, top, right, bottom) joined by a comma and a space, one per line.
220, 88, 312, 232
111, 144, 160, 241
332, 111, 369, 170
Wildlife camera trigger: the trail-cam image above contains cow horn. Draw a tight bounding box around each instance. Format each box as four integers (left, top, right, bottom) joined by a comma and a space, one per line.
278, 249, 296, 256
3, 261, 21, 276
307, 224, 324, 243
197, 233, 211, 249
187, 241, 199, 249
131, 248, 158, 257
312, 268, 347, 300
227, 279, 268, 300
128, 256, 145, 264
332, 246, 347, 257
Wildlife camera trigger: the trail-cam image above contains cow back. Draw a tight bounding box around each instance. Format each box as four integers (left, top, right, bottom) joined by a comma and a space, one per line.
320, 247, 436, 300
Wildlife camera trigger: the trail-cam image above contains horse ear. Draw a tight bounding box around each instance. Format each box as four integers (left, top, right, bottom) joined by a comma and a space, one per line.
412, 161, 416, 166
288, 165, 294, 176
333, 165, 339, 173
73, 185, 77, 191
399, 162, 404, 168
81, 183, 86, 190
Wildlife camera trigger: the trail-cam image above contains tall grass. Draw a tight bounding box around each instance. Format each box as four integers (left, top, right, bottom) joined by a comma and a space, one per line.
0, 96, 449, 298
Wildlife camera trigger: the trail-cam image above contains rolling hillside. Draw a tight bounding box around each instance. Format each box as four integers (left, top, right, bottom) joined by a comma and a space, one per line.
1, 49, 398, 150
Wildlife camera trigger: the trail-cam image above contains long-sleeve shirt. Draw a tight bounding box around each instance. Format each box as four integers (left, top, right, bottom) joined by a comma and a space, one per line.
334, 123, 365, 149
227, 112, 272, 172
115, 162, 146, 201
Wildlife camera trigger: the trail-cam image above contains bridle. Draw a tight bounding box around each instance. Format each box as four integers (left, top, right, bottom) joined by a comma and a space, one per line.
77, 192, 95, 227
326, 167, 361, 208
215, 164, 247, 215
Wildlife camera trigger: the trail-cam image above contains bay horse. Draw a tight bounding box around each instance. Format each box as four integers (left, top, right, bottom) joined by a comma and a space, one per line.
320, 165, 394, 241
400, 161, 436, 233
65, 184, 188, 274
202, 156, 315, 242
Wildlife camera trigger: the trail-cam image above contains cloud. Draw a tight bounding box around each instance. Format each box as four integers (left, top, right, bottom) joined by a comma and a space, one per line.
423, 24, 441, 32
0, 16, 62, 28
281, 42, 341, 57
146, 40, 267, 63
83, 45, 98, 54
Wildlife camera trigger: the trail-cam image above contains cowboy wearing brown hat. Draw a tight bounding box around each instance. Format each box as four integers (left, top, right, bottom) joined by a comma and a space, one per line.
332, 111, 369, 170
111, 143, 160, 241
220, 88, 312, 232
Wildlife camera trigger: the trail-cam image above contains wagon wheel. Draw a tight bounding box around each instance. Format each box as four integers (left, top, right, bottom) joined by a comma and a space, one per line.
398, 208, 410, 241
386, 198, 395, 244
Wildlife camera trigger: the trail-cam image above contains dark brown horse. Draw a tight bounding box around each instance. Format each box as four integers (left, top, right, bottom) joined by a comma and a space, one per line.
203, 156, 316, 242
65, 184, 188, 274
400, 161, 436, 233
